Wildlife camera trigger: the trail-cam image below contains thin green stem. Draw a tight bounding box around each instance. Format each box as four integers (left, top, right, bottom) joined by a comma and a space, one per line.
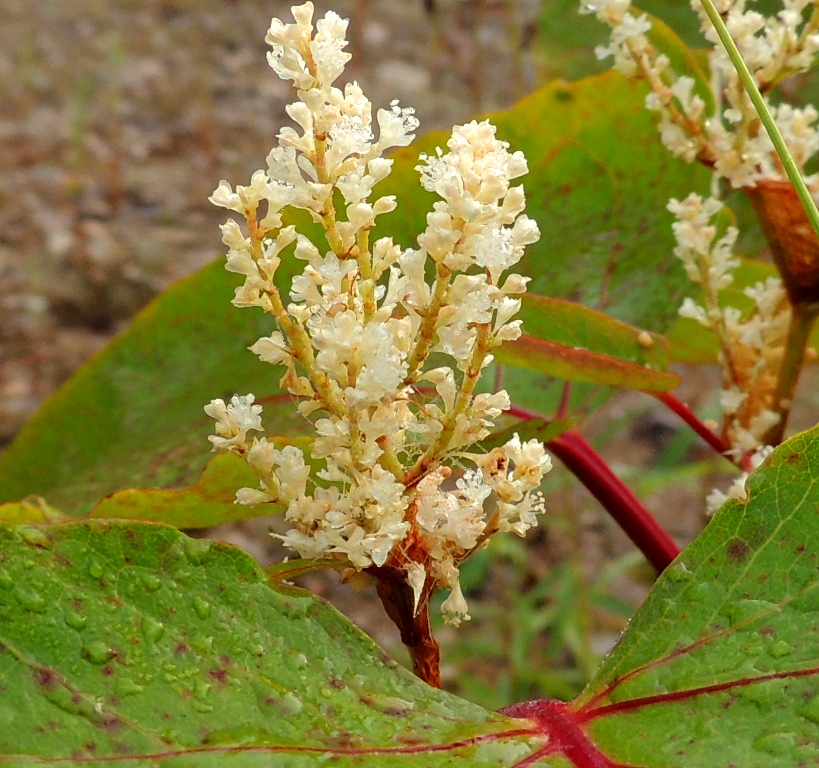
404, 324, 492, 488
698, 0, 819, 240
246, 219, 335, 418
762, 300, 819, 445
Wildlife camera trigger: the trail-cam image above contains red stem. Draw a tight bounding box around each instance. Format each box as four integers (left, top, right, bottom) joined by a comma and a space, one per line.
548, 430, 680, 573
505, 405, 679, 572
653, 391, 731, 458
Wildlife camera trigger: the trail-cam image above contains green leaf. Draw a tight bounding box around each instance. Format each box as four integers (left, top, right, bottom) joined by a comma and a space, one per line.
85, 437, 310, 529
518, 295, 671, 369
500, 424, 819, 766
0, 520, 540, 766
470, 72, 708, 413
0, 262, 311, 516
498, 334, 679, 391
0, 498, 68, 525
495, 294, 679, 391
4, 426, 819, 765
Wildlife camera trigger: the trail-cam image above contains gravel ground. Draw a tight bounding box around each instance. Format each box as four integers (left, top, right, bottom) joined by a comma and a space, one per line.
0, 0, 544, 442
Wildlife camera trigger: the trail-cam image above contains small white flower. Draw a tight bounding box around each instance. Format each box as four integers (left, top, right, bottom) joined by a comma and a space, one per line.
440, 579, 470, 627
406, 562, 427, 615
720, 387, 747, 416
205, 394, 264, 451
705, 473, 749, 516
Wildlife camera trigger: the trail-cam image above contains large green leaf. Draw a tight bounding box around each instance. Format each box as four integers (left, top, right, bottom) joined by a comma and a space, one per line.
3, 425, 819, 765
455, 71, 708, 414
502, 423, 819, 766
0, 519, 540, 766
568, 424, 819, 766
0, 263, 310, 516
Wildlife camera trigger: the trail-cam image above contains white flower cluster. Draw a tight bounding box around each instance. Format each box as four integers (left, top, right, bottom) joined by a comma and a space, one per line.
698, 0, 819, 187
205, 3, 551, 626
580, 0, 711, 163
582, 0, 819, 187
669, 194, 790, 455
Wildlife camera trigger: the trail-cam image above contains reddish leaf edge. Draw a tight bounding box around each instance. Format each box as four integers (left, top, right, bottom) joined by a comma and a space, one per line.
497, 335, 681, 393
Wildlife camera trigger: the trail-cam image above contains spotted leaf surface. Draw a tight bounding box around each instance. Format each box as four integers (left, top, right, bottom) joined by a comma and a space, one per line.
4, 426, 819, 765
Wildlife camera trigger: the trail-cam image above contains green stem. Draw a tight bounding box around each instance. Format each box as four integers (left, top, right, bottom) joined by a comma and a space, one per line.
404, 324, 492, 488
761, 300, 819, 446
698, 0, 819, 241
264, 283, 344, 419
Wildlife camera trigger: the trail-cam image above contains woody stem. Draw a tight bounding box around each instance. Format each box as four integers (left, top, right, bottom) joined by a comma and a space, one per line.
372, 566, 441, 687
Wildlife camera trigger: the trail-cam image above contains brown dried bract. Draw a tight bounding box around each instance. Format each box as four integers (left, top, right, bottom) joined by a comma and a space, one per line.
744, 180, 819, 305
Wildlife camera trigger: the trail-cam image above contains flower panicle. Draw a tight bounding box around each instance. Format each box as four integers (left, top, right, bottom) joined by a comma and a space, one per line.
205, 2, 550, 626
669, 194, 790, 457
582, 0, 819, 190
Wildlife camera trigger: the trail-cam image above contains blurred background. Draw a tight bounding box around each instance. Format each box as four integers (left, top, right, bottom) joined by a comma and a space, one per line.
3, 0, 812, 708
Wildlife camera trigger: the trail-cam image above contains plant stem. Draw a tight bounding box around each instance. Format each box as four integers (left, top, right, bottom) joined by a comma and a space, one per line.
405, 261, 453, 383
373, 566, 441, 687
654, 391, 731, 458
546, 430, 680, 573
547, 430, 679, 573
506, 405, 679, 572
697, 0, 819, 241
762, 300, 819, 445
